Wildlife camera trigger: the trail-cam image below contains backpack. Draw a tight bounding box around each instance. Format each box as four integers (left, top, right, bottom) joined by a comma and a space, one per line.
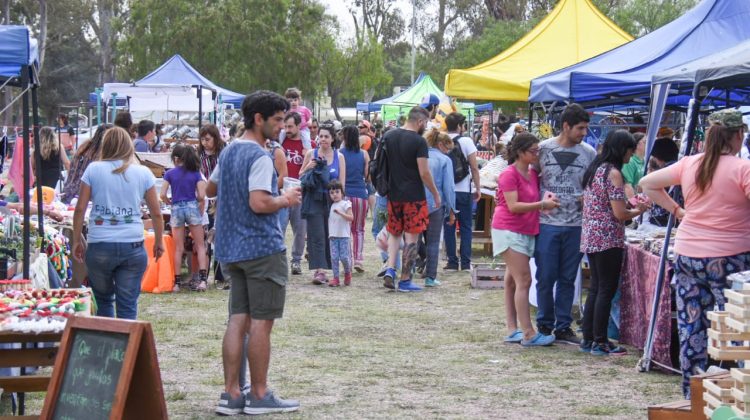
370, 138, 389, 196
448, 136, 470, 183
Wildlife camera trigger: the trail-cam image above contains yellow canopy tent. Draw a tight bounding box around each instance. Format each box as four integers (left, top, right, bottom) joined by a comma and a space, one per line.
444, 0, 633, 101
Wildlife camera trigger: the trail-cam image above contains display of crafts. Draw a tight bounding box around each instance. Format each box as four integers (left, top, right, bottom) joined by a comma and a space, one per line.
624, 227, 676, 258
0, 287, 93, 332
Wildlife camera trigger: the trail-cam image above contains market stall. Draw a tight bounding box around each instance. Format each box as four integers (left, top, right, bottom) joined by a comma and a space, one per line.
529, 0, 750, 109
446, 0, 632, 102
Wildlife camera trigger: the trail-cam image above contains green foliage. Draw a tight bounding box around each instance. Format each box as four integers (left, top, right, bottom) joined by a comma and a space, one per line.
320, 35, 392, 115
120, 0, 333, 98
605, 0, 699, 37
415, 19, 531, 91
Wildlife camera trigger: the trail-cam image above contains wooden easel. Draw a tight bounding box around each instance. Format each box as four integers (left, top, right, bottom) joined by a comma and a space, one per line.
40, 316, 167, 420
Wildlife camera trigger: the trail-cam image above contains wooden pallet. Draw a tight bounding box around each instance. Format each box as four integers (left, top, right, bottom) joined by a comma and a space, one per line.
707, 311, 750, 360
649, 372, 731, 420
704, 375, 735, 418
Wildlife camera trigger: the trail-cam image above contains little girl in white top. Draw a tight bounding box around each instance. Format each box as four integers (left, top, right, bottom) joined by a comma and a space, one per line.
328, 180, 353, 287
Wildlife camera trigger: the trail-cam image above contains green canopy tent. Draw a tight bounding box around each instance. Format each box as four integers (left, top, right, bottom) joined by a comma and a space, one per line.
377, 73, 477, 122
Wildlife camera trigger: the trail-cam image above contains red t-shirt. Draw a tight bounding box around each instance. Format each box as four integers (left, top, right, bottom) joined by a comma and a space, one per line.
283, 137, 305, 179
492, 165, 540, 236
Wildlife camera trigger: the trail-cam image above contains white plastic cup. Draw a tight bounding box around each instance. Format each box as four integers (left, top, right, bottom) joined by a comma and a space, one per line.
283, 177, 301, 191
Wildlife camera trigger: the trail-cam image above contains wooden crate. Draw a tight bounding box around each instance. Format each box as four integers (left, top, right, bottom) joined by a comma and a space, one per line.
703, 375, 735, 418
707, 311, 750, 360
470, 262, 505, 289
727, 290, 750, 306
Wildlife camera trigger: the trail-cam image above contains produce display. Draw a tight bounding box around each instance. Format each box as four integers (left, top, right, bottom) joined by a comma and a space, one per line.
0, 288, 93, 332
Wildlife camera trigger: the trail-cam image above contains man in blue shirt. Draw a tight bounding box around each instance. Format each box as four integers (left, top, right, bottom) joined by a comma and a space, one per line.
134, 119, 154, 152
208, 91, 301, 416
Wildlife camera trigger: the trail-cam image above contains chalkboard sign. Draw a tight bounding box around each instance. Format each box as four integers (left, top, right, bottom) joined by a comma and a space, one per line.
40, 316, 168, 420
52, 330, 129, 419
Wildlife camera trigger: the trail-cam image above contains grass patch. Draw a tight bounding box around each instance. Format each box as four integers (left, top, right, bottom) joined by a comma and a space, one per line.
1, 218, 683, 418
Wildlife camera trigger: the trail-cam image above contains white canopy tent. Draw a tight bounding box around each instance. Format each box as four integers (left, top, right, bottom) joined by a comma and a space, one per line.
101, 83, 215, 113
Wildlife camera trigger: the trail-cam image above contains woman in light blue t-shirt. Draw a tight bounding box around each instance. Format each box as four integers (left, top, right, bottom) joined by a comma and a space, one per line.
72, 127, 165, 320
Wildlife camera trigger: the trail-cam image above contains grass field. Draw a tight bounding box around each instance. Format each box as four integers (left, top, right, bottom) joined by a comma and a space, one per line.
4, 219, 682, 419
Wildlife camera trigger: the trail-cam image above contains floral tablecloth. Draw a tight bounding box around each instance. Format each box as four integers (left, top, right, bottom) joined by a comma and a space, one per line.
619, 244, 673, 368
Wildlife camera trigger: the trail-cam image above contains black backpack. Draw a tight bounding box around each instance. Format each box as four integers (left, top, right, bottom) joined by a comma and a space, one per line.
448, 136, 470, 183
370, 138, 389, 196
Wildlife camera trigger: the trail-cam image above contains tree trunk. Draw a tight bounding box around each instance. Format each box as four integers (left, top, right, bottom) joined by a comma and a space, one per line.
37, 0, 47, 70
97, 0, 115, 84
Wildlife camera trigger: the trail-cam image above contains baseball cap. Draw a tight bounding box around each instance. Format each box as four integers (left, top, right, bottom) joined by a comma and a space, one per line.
420, 94, 440, 109
708, 108, 747, 129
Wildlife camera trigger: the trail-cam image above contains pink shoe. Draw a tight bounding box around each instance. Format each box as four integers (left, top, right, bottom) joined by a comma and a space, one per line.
329, 278, 340, 287
312, 270, 328, 285
344, 273, 352, 286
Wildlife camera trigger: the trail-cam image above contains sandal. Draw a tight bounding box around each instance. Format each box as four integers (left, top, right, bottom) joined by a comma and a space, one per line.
189, 279, 199, 292
197, 281, 207, 292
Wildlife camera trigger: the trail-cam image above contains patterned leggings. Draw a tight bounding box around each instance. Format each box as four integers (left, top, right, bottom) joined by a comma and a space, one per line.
674, 251, 750, 398
348, 196, 368, 265
329, 237, 352, 278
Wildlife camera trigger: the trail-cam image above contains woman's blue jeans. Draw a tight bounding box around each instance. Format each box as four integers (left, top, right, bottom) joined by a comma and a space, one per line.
85, 241, 148, 320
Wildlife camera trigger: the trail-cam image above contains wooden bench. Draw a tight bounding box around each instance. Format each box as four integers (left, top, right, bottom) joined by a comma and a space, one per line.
0, 331, 63, 418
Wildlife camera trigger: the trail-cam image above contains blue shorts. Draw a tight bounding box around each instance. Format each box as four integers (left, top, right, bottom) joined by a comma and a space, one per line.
171, 201, 202, 226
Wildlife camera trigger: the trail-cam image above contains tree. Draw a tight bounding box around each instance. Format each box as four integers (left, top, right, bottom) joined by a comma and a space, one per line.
349, 0, 404, 45
606, 0, 698, 36
120, 0, 332, 98
82, 0, 126, 85
320, 35, 391, 120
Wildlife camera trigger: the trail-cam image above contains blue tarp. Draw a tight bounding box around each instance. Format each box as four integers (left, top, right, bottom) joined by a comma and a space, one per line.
0, 25, 39, 82
529, 0, 750, 104
136, 54, 244, 106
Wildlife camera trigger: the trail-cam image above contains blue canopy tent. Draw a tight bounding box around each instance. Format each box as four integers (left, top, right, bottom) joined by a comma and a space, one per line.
0, 25, 43, 286
529, 0, 750, 107
634, 39, 750, 375
92, 54, 245, 126
136, 54, 245, 107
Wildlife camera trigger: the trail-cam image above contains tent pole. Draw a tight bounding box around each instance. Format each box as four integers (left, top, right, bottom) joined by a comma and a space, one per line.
21, 67, 30, 282
32, 87, 43, 252
638, 91, 701, 373
197, 86, 203, 131
95, 87, 102, 126
527, 103, 533, 130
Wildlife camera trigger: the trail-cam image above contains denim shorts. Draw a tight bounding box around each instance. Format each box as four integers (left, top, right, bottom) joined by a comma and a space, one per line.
492, 228, 536, 258
171, 200, 202, 226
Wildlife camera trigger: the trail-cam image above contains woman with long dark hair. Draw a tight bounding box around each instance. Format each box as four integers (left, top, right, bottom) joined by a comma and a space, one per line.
161, 144, 208, 292
492, 133, 558, 346
580, 129, 646, 356
299, 125, 346, 284
61, 124, 112, 203
641, 109, 750, 398
340, 125, 369, 272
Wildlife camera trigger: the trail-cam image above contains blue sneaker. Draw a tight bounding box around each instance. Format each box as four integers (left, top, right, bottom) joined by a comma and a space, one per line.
244, 390, 299, 415
424, 277, 441, 287
579, 339, 593, 353
397, 279, 422, 292
383, 268, 396, 289
504, 329, 523, 343
521, 332, 555, 347
216, 392, 246, 416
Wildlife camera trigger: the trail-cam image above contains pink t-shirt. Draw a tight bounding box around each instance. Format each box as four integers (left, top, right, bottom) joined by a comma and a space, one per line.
291, 105, 312, 130
492, 165, 540, 235
666, 154, 750, 258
